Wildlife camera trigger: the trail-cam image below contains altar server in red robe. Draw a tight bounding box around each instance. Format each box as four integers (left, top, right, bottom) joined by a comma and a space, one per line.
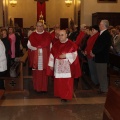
27, 21, 52, 93
50, 24, 60, 39
51, 29, 60, 45
75, 24, 86, 48
47, 30, 81, 102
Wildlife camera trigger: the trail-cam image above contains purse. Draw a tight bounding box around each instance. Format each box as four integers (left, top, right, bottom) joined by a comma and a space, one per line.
10, 62, 20, 77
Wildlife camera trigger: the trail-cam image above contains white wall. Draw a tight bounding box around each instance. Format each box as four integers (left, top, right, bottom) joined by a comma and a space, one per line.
81, 0, 120, 26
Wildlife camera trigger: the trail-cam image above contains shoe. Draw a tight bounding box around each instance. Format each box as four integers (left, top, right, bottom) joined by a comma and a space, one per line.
61, 99, 67, 102
41, 91, 47, 94
97, 90, 107, 95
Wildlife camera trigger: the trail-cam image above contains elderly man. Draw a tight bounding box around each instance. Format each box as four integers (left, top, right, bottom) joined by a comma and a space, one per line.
91, 20, 111, 94
47, 30, 81, 102
27, 21, 52, 93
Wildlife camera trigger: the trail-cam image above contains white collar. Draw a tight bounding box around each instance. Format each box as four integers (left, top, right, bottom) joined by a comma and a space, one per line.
36, 30, 44, 34
60, 38, 68, 43
100, 29, 107, 35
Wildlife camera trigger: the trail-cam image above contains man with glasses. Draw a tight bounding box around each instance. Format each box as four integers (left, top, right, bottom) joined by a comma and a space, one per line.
47, 30, 81, 102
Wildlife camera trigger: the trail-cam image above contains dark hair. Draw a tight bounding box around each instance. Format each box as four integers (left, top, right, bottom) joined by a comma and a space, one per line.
91, 25, 99, 32
1, 28, 8, 37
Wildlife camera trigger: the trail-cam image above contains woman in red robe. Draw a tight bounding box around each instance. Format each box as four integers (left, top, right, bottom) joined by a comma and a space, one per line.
27, 21, 52, 92
47, 30, 81, 102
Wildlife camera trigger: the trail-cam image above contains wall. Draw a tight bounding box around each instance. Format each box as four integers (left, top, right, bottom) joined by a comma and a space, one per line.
46, 0, 74, 28
8, 0, 37, 28
81, 0, 120, 26
8, 0, 74, 28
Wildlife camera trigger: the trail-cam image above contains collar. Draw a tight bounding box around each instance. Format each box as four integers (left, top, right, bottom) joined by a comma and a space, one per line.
100, 29, 107, 35
60, 38, 68, 43
36, 30, 44, 34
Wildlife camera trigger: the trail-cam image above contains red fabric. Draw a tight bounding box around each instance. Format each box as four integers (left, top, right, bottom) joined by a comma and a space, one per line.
32, 49, 38, 69
37, 2, 46, 21
29, 32, 51, 48
54, 78, 74, 100
48, 39, 81, 78
52, 37, 59, 45
33, 70, 48, 92
47, 40, 81, 99
28, 49, 34, 68
75, 31, 85, 48
29, 31, 52, 92
50, 31, 55, 39
85, 32, 99, 59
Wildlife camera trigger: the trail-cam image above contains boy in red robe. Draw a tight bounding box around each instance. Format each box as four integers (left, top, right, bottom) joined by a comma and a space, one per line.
27, 21, 52, 93
47, 30, 81, 102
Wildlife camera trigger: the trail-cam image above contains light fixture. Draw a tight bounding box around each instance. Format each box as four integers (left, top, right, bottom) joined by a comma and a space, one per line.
10, 0, 17, 7
65, 0, 72, 7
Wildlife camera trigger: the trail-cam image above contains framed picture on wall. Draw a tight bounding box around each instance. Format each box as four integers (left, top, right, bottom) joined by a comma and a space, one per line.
97, 0, 117, 2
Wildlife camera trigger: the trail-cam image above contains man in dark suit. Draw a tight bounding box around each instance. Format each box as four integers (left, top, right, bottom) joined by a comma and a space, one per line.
91, 20, 111, 94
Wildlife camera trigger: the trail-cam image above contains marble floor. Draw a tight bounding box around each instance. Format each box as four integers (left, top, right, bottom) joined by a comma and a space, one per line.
0, 79, 106, 120
0, 63, 107, 120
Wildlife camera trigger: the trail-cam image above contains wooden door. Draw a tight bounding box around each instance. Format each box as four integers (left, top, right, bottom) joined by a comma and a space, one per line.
14, 18, 23, 27
60, 18, 68, 29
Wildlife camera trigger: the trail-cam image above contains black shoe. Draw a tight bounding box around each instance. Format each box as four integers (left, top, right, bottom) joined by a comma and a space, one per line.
61, 99, 67, 102
41, 91, 47, 94
97, 90, 107, 95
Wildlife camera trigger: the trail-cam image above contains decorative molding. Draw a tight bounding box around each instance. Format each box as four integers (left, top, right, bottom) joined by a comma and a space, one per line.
34, 0, 48, 4
97, 0, 117, 3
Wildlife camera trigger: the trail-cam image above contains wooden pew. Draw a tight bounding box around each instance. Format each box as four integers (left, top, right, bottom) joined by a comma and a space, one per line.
108, 52, 120, 87
103, 87, 120, 120
0, 90, 4, 99
0, 50, 28, 91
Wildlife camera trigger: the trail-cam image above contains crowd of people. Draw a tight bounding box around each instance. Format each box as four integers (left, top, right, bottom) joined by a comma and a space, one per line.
0, 19, 119, 102
0, 26, 24, 89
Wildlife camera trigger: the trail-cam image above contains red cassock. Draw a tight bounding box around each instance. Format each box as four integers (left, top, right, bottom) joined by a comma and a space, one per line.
75, 31, 85, 49
52, 37, 59, 45
29, 31, 52, 92
50, 31, 55, 39
47, 40, 82, 100
85, 32, 99, 59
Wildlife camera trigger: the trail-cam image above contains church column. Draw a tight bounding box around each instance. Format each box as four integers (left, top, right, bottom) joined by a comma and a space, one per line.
74, 0, 81, 26
2, 0, 9, 27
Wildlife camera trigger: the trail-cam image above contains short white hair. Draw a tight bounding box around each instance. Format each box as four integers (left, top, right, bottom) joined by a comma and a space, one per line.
101, 20, 109, 29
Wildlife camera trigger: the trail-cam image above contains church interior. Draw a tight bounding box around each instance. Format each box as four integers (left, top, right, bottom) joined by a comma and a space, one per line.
0, 0, 120, 120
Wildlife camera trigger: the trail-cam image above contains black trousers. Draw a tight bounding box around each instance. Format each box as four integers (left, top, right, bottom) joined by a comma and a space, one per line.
0, 71, 6, 89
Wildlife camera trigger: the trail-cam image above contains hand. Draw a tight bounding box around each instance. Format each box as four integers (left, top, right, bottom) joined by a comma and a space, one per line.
59, 53, 66, 59
84, 51, 87, 55
90, 50, 95, 57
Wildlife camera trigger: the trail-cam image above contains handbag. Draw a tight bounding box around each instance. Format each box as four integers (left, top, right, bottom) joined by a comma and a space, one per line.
10, 62, 20, 77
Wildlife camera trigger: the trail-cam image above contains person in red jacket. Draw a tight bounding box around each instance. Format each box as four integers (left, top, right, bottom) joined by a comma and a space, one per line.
84, 25, 100, 86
